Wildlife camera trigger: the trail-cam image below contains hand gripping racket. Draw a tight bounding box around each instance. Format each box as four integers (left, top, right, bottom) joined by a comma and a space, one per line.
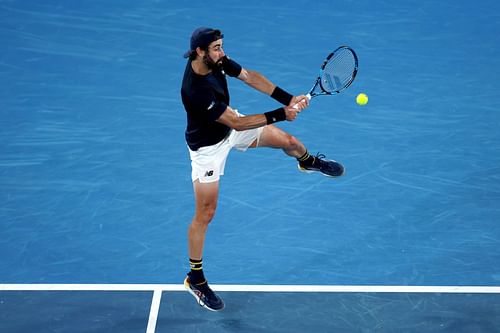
294, 46, 358, 108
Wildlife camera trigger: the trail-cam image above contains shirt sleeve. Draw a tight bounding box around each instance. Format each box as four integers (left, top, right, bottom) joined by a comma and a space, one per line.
192, 89, 227, 121
221, 56, 242, 77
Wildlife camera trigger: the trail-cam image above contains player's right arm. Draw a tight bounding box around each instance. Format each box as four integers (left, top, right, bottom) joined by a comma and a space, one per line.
238, 68, 309, 109
237, 68, 274, 96
222, 56, 309, 109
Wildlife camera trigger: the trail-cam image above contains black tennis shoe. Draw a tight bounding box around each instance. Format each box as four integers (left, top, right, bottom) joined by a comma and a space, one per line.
184, 273, 225, 311
298, 153, 345, 177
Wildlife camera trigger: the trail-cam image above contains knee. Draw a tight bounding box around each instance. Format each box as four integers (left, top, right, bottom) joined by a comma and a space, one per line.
194, 204, 217, 226
284, 134, 300, 150
204, 205, 217, 223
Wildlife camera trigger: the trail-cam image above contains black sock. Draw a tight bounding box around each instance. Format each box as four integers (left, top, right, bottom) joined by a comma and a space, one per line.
189, 258, 206, 285
297, 150, 314, 167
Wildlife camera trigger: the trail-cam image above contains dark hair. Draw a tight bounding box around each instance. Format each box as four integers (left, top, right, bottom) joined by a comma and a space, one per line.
188, 48, 203, 60
186, 29, 223, 60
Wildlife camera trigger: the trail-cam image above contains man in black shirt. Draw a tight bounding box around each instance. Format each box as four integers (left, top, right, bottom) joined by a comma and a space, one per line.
181, 27, 344, 311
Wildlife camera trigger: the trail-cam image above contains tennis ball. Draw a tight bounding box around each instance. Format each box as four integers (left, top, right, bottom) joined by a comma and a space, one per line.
356, 93, 368, 106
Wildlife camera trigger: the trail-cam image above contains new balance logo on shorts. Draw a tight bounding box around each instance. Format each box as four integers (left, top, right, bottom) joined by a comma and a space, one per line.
204, 170, 214, 177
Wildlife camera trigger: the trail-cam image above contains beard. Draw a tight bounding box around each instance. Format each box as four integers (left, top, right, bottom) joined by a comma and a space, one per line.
203, 54, 223, 70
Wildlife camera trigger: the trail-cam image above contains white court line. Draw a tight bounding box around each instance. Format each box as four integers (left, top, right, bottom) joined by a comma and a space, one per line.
2, 285, 499, 333
1, 284, 500, 293
145, 289, 162, 333
0, 284, 183, 291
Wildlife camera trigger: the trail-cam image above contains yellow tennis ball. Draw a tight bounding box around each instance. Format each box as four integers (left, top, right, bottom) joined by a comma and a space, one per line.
356, 93, 368, 106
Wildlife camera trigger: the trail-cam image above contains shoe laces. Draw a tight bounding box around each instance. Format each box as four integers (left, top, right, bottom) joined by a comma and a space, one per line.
196, 282, 215, 297
312, 153, 326, 167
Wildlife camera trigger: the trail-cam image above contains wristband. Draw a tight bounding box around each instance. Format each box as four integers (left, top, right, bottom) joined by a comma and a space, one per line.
264, 107, 286, 124
271, 86, 293, 105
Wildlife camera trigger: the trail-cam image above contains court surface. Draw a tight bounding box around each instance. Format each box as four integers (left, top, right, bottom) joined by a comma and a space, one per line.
1, 0, 500, 332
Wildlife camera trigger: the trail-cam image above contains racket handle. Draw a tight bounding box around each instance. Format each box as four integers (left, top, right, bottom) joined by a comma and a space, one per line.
293, 93, 312, 110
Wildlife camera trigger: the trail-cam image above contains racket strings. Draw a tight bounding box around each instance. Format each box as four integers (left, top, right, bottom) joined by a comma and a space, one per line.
321, 49, 356, 92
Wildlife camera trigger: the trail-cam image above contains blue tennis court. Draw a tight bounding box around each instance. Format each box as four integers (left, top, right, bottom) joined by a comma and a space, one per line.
1, 0, 500, 332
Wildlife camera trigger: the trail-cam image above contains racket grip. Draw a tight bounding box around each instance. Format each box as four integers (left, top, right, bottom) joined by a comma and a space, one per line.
293, 93, 312, 110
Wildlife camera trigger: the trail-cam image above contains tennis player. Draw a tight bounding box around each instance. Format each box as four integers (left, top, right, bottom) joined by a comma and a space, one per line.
181, 27, 344, 311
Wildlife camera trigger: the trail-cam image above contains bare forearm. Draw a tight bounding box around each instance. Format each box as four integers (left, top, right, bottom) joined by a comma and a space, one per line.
240, 69, 275, 95
217, 107, 289, 131
228, 114, 268, 131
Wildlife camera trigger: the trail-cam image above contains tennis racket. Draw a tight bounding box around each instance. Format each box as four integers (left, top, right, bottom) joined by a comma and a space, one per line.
294, 46, 358, 108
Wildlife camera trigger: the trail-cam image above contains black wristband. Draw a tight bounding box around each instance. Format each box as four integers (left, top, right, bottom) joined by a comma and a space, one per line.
264, 107, 286, 124
271, 86, 293, 105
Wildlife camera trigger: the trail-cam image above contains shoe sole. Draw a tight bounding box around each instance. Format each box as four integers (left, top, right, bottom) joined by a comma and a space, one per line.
184, 277, 225, 312
297, 164, 345, 178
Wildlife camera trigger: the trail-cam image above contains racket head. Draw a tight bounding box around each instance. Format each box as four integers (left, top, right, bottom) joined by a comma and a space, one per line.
316, 46, 358, 95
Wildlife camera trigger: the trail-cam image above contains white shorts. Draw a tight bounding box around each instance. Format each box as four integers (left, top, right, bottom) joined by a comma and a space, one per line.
188, 113, 264, 183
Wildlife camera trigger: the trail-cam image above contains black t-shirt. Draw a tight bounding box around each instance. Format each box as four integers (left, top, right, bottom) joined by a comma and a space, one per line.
181, 56, 242, 151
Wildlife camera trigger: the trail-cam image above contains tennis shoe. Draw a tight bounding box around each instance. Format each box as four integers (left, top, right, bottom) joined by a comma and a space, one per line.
184, 273, 225, 311
298, 153, 345, 177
